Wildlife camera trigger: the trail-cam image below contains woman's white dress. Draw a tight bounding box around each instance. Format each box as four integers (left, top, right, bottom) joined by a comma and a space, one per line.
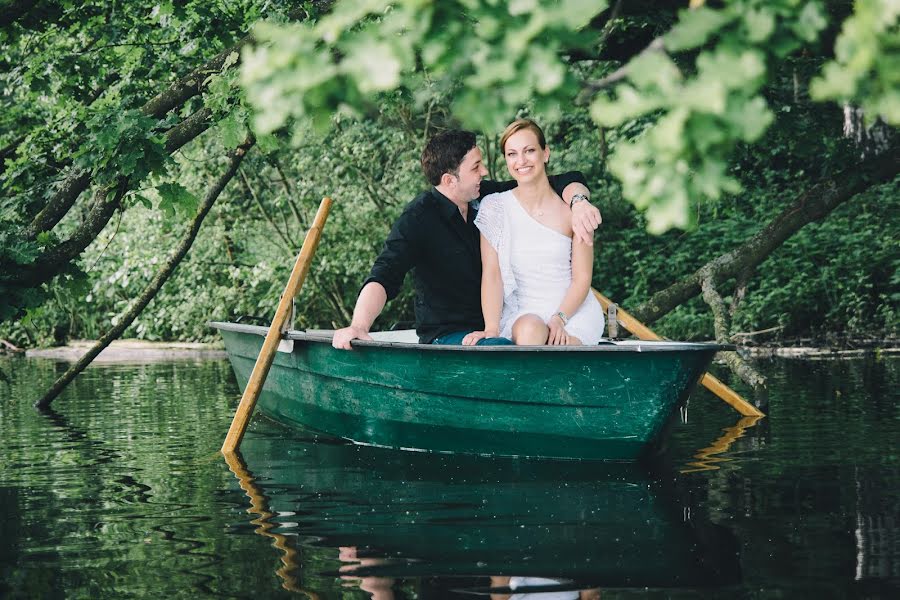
475, 190, 604, 344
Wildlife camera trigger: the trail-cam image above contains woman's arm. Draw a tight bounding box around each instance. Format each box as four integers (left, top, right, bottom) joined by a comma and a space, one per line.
462, 234, 504, 345
547, 237, 594, 344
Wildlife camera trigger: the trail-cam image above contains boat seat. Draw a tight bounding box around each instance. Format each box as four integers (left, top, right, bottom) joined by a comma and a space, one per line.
369, 329, 418, 343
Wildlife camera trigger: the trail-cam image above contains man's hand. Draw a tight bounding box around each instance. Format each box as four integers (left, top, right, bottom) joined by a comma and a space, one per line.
462, 329, 498, 346
571, 200, 602, 246
332, 325, 373, 350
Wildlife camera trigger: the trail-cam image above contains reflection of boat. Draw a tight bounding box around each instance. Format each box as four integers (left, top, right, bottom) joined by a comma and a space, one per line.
212, 322, 727, 459
232, 433, 742, 589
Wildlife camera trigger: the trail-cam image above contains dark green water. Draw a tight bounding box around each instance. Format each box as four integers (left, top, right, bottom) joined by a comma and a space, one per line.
1, 355, 897, 599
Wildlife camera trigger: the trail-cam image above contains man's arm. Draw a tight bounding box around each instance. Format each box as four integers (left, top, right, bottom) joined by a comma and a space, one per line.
332, 204, 418, 349
332, 282, 386, 349
545, 172, 602, 246
561, 182, 602, 247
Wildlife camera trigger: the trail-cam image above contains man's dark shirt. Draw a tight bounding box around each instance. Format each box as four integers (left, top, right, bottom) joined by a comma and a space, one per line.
364, 173, 586, 343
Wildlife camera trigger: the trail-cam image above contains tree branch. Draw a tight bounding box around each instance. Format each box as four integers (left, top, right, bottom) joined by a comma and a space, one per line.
239, 170, 294, 253
632, 149, 899, 325
10, 177, 129, 287
34, 136, 255, 409
578, 38, 665, 100
22, 106, 214, 243
23, 7, 312, 242
269, 157, 307, 230
700, 274, 766, 390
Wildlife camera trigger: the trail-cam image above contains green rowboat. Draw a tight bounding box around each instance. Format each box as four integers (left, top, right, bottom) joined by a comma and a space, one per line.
212, 321, 727, 460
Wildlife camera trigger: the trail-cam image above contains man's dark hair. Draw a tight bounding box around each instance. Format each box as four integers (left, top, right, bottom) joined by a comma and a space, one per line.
421, 130, 477, 186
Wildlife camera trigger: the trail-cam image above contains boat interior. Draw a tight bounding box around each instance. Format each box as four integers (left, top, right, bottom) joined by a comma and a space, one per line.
210, 321, 731, 352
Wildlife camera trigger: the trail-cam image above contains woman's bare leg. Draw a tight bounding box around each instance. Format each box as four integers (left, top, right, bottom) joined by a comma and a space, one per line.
511, 314, 549, 345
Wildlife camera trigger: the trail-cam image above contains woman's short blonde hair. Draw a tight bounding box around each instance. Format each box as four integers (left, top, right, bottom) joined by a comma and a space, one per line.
499, 118, 547, 153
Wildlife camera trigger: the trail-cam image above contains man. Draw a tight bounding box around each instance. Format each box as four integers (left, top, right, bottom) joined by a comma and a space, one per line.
332, 130, 600, 349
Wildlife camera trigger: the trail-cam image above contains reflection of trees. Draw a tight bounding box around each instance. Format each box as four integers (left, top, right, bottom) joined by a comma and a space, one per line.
1, 360, 297, 598
685, 358, 900, 593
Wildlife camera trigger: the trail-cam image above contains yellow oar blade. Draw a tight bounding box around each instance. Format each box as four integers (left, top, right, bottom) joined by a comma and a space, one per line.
591, 288, 764, 417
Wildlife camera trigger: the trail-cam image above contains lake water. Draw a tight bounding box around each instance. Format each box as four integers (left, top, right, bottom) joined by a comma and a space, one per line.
1, 355, 897, 599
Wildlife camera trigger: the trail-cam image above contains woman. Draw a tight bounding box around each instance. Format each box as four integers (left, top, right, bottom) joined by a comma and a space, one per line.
464, 119, 604, 346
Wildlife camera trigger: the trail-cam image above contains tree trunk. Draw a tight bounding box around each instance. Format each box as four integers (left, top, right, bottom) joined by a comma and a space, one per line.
34, 136, 255, 409
8, 105, 220, 290
632, 149, 899, 325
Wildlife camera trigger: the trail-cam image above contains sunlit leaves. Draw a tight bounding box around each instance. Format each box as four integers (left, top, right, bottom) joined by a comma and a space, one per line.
241, 0, 609, 134
664, 6, 736, 52
217, 111, 249, 149
592, 1, 822, 232
811, 0, 900, 125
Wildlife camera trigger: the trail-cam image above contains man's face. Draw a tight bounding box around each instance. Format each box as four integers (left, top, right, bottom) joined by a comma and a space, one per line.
450, 147, 489, 201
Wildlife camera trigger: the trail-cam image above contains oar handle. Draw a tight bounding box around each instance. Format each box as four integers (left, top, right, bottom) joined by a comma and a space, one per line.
591, 288, 764, 417
222, 197, 333, 453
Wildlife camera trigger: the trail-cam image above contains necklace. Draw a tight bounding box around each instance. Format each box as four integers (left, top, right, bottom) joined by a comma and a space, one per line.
518, 189, 553, 218
531, 198, 549, 217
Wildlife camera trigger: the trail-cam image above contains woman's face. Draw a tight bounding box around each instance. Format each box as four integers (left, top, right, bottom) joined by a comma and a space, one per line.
504, 128, 549, 183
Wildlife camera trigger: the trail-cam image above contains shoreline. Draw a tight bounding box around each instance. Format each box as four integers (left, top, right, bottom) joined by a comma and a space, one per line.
19, 340, 227, 362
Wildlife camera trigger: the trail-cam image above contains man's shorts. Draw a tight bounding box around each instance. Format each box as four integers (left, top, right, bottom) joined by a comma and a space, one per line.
432, 331, 514, 346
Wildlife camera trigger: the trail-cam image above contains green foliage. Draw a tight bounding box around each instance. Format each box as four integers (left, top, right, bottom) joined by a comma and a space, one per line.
592, 1, 826, 232
74, 109, 169, 186
241, 0, 608, 135
154, 183, 200, 218
238, 1, 895, 234
811, 0, 899, 125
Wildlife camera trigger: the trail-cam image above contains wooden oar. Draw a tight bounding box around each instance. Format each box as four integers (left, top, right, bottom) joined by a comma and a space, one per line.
591, 288, 764, 417
222, 197, 333, 454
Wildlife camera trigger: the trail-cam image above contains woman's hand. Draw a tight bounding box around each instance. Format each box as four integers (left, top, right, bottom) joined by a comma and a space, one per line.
462, 330, 498, 346
547, 315, 569, 346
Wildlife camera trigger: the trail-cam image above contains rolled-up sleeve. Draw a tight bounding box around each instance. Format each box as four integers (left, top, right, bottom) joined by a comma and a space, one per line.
363, 207, 419, 300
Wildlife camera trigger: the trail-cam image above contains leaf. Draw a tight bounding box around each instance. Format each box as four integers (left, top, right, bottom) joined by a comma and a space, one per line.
558, 0, 609, 29
743, 8, 775, 42
627, 51, 682, 92
665, 6, 736, 52
156, 183, 198, 218
218, 112, 247, 149
793, 1, 828, 43
222, 51, 240, 70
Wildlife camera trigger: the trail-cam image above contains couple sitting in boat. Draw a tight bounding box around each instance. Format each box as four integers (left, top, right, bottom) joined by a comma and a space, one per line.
332, 119, 605, 350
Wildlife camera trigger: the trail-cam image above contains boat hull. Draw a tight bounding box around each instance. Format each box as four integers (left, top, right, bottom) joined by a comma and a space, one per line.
213, 323, 723, 460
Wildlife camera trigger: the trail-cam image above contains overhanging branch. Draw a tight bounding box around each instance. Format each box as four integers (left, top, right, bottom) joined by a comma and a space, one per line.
632, 149, 899, 325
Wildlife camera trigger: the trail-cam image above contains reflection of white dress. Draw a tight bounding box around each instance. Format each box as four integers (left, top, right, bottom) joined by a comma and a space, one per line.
508, 576, 578, 600
475, 190, 604, 344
